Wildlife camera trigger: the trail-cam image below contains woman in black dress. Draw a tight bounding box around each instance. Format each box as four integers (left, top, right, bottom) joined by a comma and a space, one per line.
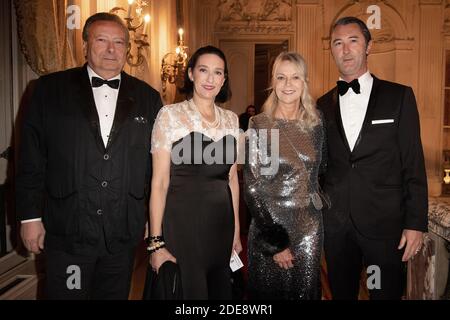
149, 46, 242, 299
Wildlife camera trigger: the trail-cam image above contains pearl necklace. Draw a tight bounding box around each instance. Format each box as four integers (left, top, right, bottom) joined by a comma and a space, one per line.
189, 99, 220, 129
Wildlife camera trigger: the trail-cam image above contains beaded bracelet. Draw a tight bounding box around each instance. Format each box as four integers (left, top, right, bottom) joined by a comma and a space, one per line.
146, 235, 164, 245
147, 241, 166, 254
148, 235, 164, 241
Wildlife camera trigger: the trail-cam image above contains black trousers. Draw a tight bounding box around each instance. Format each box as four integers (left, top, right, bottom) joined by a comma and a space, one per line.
45, 232, 136, 300
324, 218, 406, 300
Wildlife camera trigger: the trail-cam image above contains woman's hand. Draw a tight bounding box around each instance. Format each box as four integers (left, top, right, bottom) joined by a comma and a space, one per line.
273, 248, 294, 270
149, 248, 177, 273
232, 234, 243, 255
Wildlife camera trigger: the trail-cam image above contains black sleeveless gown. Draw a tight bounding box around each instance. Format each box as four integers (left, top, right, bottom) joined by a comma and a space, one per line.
162, 131, 236, 299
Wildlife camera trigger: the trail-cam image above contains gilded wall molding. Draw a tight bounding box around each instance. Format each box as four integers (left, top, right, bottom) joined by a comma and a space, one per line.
216, 21, 294, 33
216, 0, 294, 34
444, 1, 450, 35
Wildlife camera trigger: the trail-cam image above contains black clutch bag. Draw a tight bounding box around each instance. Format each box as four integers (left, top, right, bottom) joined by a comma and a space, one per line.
254, 223, 290, 256
142, 261, 183, 300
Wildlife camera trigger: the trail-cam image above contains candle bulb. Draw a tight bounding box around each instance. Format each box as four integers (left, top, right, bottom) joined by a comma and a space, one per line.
144, 14, 150, 35
127, 0, 134, 18
178, 28, 184, 42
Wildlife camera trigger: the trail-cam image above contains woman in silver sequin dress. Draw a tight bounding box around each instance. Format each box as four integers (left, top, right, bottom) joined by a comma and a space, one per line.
244, 52, 326, 300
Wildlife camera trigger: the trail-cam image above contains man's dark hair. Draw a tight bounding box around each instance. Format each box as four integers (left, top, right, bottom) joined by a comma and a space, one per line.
330, 16, 372, 47
181, 45, 232, 103
82, 12, 130, 44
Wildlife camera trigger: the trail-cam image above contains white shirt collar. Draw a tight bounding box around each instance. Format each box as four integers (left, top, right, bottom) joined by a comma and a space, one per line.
339, 70, 373, 95
357, 70, 373, 90
87, 65, 121, 84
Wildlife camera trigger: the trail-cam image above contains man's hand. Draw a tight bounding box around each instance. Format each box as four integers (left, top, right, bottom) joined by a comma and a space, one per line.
21, 221, 46, 254
398, 229, 423, 262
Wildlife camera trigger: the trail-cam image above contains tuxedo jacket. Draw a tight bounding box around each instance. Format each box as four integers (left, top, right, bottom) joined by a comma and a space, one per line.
317, 75, 428, 239
15, 64, 162, 254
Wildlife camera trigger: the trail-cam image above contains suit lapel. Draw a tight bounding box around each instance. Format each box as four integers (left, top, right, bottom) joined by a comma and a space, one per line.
331, 88, 352, 154
74, 64, 105, 152
351, 75, 381, 154
106, 71, 136, 149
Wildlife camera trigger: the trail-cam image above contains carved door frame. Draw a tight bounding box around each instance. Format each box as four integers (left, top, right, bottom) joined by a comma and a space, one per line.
216, 34, 293, 114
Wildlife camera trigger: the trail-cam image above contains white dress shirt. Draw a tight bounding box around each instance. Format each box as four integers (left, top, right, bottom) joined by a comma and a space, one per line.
339, 71, 373, 151
87, 66, 121, 147
22, 67, 121, 224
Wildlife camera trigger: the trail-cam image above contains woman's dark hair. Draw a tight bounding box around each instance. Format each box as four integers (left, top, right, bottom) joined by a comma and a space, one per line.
330, 16, 372, 48
181, 45, 232, 103
246, 105, 256, 113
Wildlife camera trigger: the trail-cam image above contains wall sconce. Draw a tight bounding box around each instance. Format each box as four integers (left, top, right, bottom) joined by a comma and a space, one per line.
110, 0, 150, 67
444, 169, 450, 184
161, 28, 189, 97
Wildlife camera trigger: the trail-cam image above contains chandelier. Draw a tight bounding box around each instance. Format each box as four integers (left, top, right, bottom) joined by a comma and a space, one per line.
110, 0, 150, 67
161, 28, 189, 97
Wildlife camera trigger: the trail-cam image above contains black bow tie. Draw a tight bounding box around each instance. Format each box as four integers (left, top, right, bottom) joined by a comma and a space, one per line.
337, 79, 360, 96
91, 76, 120, 89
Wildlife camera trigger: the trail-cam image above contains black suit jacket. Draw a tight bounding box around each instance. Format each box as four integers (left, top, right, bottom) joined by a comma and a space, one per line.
16, 64, 162, 254
317, 75, 428, 239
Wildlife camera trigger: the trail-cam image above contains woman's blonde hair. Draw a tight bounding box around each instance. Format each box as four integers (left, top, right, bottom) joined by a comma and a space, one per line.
262, 51, 320, 130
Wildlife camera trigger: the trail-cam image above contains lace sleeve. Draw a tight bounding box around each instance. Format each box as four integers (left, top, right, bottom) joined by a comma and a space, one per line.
151, 106, 173, 153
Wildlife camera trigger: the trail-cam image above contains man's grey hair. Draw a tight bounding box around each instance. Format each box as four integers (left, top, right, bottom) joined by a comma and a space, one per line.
82, 12, 130, 44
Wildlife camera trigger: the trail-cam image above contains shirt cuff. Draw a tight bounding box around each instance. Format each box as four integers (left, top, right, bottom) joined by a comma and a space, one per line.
21, 218, 42, 224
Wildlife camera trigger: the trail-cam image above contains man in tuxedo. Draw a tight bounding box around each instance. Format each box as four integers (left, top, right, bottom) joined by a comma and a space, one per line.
317, 17, 428, 300
16, 12, 162, 299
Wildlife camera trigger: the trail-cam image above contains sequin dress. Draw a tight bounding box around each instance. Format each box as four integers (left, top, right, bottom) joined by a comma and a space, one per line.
151, 99, 240, 299
244, 113, 325, 300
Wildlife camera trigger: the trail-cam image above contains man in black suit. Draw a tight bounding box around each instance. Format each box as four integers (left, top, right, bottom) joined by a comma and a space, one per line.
16, 12, 162, 299
317, 17, 428, 300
